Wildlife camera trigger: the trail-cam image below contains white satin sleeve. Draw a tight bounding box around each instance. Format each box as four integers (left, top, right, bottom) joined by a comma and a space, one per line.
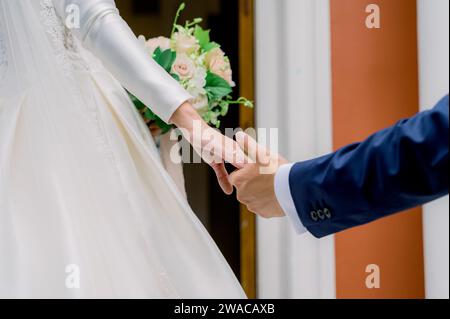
54, 0, 192, 123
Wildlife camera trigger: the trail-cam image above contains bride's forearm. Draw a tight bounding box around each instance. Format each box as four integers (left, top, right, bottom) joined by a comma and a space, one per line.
169, 102, 208, 135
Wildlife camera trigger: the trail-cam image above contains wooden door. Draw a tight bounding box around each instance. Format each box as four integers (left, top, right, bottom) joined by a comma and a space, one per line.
239, 0, 257, 299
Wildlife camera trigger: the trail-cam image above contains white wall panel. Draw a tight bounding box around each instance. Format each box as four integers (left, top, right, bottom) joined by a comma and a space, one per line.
417, 0, 449, 299
255, 0, 335, 299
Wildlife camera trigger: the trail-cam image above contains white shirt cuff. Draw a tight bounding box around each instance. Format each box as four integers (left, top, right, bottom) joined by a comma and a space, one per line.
274, 164, 308, 235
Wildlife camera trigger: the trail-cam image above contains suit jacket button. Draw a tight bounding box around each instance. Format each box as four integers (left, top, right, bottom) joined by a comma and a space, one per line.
310, 211, 319, 222
324, 208, 332, 219
317, 210, 325, 220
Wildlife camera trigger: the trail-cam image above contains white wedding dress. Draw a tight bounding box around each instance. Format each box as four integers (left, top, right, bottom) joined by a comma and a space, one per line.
0, 0, 246, 299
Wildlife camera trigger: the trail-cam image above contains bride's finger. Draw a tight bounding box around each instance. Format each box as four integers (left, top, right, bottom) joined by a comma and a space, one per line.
198, 130, 248, 169
212, 162, 233, 195
223, 142, 247, 169
235, 132, 270, 165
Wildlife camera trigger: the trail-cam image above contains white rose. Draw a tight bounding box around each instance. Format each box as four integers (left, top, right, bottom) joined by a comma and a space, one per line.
190, 95, 209, 114
173, 32, 200, 55
187, 66, 207, 97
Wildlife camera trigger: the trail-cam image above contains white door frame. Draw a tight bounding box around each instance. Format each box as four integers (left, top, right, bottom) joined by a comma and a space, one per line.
255, 0, 335, 299
417, 0, 449, 299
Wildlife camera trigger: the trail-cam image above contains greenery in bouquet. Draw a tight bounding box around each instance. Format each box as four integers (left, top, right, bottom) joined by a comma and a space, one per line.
130, 2, 253, 134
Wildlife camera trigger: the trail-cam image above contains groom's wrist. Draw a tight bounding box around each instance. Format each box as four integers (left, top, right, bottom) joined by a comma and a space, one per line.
274, 164, 308, 235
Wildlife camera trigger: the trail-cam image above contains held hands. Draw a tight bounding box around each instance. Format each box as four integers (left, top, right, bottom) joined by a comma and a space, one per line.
169, 102, 247, 195
230, 132, 288, 219
170, 102, 288, 218
192, 126, 247, 195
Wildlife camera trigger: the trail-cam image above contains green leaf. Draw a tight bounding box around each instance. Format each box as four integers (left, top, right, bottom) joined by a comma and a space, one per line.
205, 72, 232, 101
153, 47, 163, 60
194, 25, 211, 50
154, 49, 177, 72
128, 93, 146, 110
193, 25, 219, 52
171, 73, 180, 82
128, 92, 174, 134
144, 108, 173, 134
206, 87, 233, 102
144, 109, 157, 121
206, 71, 232, 88
156, 119, 173, 134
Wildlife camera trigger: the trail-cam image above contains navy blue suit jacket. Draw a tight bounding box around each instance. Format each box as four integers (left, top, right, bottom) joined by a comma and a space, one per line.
290, 96, 449, 238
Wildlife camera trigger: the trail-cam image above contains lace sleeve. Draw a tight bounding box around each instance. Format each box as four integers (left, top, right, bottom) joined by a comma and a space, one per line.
53, 0, 192, 123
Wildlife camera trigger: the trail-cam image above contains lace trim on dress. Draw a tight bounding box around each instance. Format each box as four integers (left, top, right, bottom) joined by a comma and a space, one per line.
39, 1, 104, 145
38, 3, 129, 206
39, 0, 89, 76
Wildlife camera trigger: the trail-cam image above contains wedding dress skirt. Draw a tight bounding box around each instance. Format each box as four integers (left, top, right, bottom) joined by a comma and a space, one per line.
0, 0, 246, 299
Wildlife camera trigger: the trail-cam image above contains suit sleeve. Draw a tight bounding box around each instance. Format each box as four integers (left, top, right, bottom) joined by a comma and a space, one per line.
289, 96, 449, 238
54, 0, 192, 123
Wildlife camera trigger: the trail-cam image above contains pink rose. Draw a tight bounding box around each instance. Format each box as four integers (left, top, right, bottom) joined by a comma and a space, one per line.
139, 36, 171, 55
172, 54, 196, 80
205, 48, 226, 65
173, 32, 200, 55
205, 48, 235, 87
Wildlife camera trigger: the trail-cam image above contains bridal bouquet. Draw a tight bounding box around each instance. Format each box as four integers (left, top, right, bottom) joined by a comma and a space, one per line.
130, 3, 253, 134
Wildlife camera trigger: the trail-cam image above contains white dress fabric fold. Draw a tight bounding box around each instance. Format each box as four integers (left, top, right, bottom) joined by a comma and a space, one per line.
0, 0, 246, 299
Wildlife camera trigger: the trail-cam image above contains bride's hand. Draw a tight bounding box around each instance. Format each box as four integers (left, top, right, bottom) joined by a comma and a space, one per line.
170, 102, 247, 195
194, 128, 247, 195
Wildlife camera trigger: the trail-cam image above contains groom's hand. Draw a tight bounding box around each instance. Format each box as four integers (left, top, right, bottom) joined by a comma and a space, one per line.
230, 132, 288, 218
